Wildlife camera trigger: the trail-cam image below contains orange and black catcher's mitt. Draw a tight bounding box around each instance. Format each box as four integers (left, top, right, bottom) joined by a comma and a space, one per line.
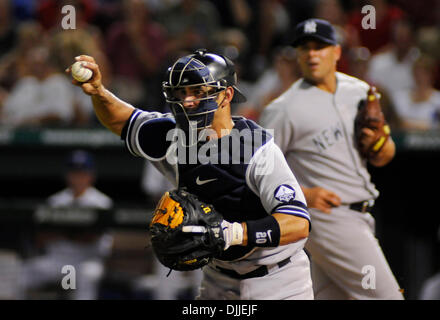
149, 189, 225, 271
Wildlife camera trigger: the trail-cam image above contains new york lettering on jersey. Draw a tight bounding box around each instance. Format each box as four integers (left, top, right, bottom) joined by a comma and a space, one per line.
311, 122, 344, 153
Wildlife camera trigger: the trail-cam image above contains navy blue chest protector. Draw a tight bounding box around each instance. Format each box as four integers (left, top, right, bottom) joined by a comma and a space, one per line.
178, 118, 271, 261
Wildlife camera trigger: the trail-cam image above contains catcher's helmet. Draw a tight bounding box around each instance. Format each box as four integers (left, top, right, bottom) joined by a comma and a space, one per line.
162, 49, 246, 131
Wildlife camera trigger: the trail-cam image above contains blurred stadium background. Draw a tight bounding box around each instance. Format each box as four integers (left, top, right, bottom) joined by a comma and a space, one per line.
0, 0, 439, 300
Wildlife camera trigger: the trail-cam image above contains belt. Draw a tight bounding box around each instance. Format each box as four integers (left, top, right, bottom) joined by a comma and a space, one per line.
349, 200, 375, 213
214, 257, 291, 280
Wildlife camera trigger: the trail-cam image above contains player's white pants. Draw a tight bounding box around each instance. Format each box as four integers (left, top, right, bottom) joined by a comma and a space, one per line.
196, 249, 314, 300
305, 206, 404, 300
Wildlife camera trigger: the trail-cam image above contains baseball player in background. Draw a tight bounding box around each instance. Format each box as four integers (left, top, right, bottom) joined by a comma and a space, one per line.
21, 150, 113, 300
67, 49, 313, 299
260, 19, 404, 300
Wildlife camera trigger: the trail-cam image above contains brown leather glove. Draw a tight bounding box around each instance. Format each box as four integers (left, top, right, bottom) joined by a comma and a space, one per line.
354, 86, 391, 159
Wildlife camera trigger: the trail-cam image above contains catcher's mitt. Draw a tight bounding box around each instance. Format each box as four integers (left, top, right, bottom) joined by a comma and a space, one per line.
149, 189, 225, 271
354, 86, 391, 159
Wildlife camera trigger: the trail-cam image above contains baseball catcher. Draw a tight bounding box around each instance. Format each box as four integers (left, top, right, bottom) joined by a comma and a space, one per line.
149, 189, 242, 271
70, 48, 314, 299
354, 86, 391, 159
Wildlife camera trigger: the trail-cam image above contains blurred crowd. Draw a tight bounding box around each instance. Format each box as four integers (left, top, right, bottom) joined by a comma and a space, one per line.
0, 0, 439, 131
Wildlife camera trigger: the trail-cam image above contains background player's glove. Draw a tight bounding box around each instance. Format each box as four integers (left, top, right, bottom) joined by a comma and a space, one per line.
354, 86, 391, 159
149, 189, 235, 271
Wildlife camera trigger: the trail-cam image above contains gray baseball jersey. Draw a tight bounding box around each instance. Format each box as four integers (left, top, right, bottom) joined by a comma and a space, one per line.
260, 72, 403, 299
260, 72, 378, 204
122, 109, 313, 299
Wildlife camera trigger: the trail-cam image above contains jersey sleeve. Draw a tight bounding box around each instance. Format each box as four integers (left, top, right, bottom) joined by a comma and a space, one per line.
259, 104, 294, 154
121, 108, 176, 161
246, 139, 311, 224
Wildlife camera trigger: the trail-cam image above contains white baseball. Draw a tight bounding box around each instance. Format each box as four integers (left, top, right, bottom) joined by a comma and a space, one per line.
71, 61, 93, 82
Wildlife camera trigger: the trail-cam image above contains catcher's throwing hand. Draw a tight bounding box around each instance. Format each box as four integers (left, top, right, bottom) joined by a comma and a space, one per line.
149, 189, 243, 271
65, 55, 103, 96
354, 86, 391, 160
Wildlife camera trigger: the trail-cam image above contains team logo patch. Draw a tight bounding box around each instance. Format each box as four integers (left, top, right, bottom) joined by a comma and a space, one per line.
274, 185, 296, 203
304, 20, 317, 34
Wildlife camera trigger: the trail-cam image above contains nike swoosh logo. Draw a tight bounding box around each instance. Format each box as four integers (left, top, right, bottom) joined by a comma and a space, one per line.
267, 230, 272, 243
196, 176, 218, 185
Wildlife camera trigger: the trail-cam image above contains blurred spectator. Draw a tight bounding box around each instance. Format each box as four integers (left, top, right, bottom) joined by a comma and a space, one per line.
105, 0, 168, 108
366, 18, 420, 98
315, 0, 346, 26
141, 161, 175, 205
1, 45, 77, 127
0, 41, 99, 128
10, 0, 37, 22
43, 0, 109, 81
157, 0, 220, 54
237, 46, 301, 121
0, 250, 22, 299
347, 0, 405, 54
391, 55, 440, 130
314, 0, 361, 73
347, 46, 371, 80
347, 46, 402, 130
393, 0, 439, 27
0, 0, 17, 114
36, 0, 97, 31
418, 226, 440, 300
211, 0, 252, 29
284, 0, 317, 29
20, 150, 113, 300
239, 0, 291, 81
256, 0, 291, 58
416, 27, 440, 91
0, 21, 45, 91
0, 0, 17, 60
210, 26, 254, 116
92, 0, 122, 36
49, 22, 110, 125
419, 272, 440, 300
47, 150, 113, 209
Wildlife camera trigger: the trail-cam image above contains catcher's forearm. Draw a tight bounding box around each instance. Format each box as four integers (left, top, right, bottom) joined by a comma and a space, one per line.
241, 213, 309, 247
91, 85, 135, 136
368, 136, 395, 167
272, 213, 309, 245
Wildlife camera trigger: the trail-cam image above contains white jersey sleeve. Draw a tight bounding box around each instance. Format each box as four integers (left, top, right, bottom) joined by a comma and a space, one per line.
246, 138, 310, 224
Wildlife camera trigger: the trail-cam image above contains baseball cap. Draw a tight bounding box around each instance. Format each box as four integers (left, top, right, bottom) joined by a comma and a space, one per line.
291, 18, 338, 47
66, 150, 95, 171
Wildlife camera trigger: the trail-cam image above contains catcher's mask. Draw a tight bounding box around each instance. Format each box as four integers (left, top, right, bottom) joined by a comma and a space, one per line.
162, 49, 246, 132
